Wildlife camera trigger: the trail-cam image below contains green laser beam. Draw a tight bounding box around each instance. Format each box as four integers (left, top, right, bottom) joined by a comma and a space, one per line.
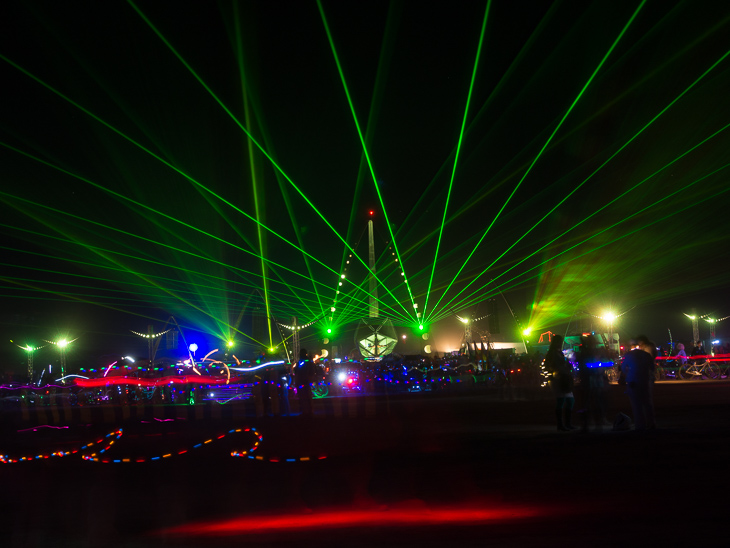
316, 0, 417, 322
432, 51, 730, 317
423, 0, 491, 320
125, 1, 409, 319
444, 160, 730, 318
425, 0, 647, 322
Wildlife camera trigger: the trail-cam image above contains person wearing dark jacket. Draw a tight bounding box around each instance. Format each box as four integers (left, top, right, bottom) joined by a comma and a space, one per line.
544, 335, 575, 431
622, 335, 657, 430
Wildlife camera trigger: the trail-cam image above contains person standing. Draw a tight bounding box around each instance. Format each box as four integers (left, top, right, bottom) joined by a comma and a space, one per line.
674, 343, 687, 366
278, 363, 291, 416
576, 334, 608, 432
544, 335, 575, 431
622, 335, 657, 431
294, 348, 314, 417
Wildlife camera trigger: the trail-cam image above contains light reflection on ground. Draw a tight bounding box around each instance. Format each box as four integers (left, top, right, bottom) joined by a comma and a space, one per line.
158, 502, 555, 537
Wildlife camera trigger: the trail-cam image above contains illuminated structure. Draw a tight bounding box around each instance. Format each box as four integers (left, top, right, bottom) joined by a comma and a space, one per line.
683, 313, 700, 344
455, 313, 490, 352
14, 342, 45, 383
355, 317, 397, 360
682, 312, 728, 345
44, 338, 77, 384
278, 316, 318, 363
703, 315, 728, 349
368, 217, 378, 318
131, 316, 187, 364
132, 325, 171, 364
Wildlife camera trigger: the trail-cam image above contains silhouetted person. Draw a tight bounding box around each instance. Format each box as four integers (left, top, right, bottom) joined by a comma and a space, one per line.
295, 348, 314, 417
690, 341, 705, 364
674, 343, 687, 366
278, 363, 291, 416
576, 334, 607, 432
544, 335, 575, 431
622, 335, 656, 430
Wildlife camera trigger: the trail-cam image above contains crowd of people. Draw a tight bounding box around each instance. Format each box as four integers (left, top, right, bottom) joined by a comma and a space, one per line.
543, 333, 678, 433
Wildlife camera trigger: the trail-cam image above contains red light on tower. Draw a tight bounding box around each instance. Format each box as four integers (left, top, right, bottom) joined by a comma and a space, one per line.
369, 210, 374, 216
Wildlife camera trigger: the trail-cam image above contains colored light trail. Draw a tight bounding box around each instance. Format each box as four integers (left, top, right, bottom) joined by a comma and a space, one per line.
1, 429, 123, 464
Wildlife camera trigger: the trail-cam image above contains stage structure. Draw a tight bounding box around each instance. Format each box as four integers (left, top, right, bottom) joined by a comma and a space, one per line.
15, 342, 45, 383
131, 316, 187, 364
278, 316, 318, 363
455, 313, 491, 351
355, 317, 397, 360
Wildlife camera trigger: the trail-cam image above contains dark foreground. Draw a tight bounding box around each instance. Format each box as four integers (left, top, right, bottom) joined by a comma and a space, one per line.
2, 381, 729, 547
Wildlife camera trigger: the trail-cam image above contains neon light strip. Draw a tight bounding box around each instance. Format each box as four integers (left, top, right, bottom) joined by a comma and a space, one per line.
74, 375, 229, 388
103, 361, 118, 378
229, 360, 285, 372
54, 374, 89, 382
17, 425, 70, 432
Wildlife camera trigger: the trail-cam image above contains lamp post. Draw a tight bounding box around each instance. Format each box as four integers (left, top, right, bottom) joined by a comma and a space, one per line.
57, 339, 69, 383
14, 343, 45, 383
684, 313, 700, 345
603, 312, 617, 355
521, 327, 532, 354
592, 308, 633, 355
43, 338, 77, 384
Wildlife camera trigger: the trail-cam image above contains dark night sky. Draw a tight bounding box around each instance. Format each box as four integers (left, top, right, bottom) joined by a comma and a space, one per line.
2, 0, 730, 368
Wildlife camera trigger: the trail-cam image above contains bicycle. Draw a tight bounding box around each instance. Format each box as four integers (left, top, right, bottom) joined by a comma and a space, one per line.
677, 359, 720, 380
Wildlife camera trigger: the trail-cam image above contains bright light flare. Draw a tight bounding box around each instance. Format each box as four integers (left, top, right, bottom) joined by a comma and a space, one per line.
603, 312, 616, 322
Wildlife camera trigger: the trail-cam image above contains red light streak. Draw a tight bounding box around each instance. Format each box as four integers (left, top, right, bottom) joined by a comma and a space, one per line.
74, 375, 230, 388
159, 504, 549, 537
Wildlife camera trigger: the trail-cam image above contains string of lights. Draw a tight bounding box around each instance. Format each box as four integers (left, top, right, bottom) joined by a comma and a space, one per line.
1, 428, 123, 464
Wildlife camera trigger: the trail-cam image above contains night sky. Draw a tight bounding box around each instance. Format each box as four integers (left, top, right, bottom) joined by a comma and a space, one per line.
2, 0, 730, 368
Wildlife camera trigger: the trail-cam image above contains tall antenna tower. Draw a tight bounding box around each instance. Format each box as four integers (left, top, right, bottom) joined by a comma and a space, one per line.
368, 216, 378, 318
